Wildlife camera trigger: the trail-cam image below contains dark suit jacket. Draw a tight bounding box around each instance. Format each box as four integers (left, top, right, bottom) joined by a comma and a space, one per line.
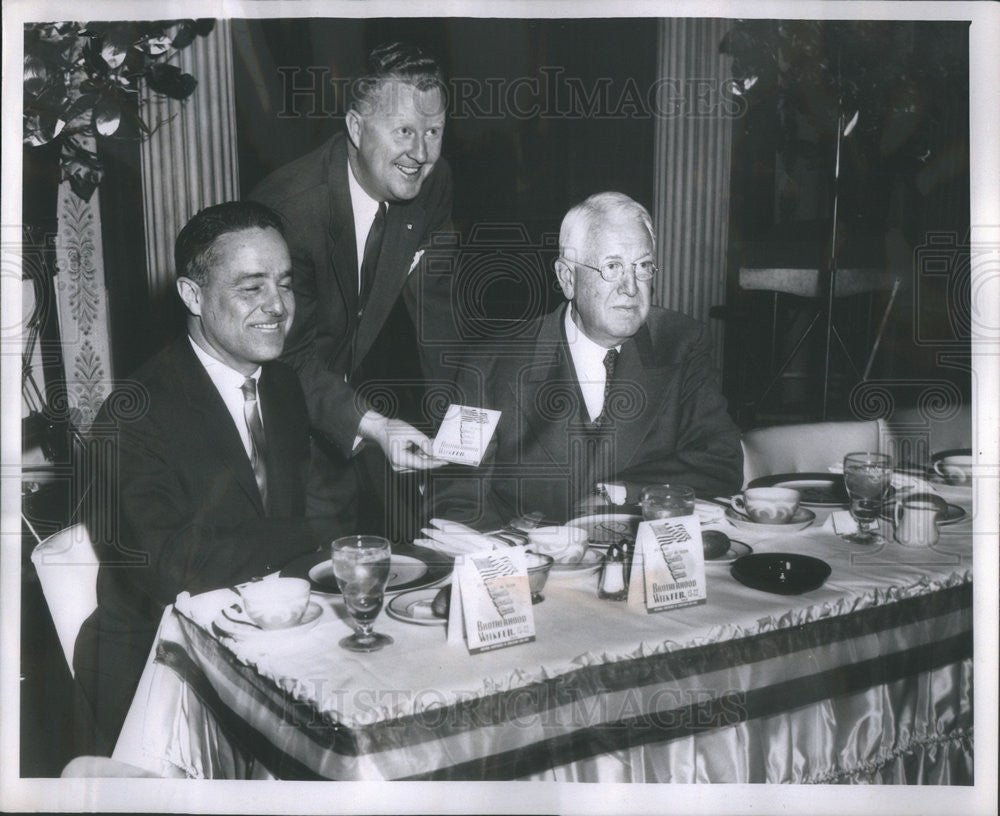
429, 305, 744, 528
74, 337, 337, 751
249, 132, 456, 455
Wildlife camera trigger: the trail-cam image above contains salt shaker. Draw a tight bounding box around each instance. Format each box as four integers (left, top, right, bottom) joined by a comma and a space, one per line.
598, 539, 630, 601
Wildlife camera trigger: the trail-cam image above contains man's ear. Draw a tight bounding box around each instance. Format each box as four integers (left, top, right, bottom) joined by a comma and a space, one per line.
345, 108, 363, 150
554, 258, 576, 300
176, 277, 202, 316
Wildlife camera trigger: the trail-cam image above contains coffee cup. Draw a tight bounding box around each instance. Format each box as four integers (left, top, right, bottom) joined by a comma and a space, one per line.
238, 577, 311, 629
731, 487, 800, 524
894, 495, 941, 547
931, 450, 973, 485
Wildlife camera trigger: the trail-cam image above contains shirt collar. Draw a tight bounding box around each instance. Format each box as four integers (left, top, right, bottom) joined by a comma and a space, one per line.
347, 156, 382, 226
563, 303, 621, 361
188, 336, 262, 389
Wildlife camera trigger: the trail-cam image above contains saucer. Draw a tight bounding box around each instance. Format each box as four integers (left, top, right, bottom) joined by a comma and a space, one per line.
724, 506, 816, 533
213, 600, 325, 640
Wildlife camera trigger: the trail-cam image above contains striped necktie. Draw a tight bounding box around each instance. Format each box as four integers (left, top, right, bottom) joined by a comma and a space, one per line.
594, 348, 619, 426
240, 377, 268, 508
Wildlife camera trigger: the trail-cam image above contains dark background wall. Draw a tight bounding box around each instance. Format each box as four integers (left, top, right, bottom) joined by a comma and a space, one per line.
231, 17, 659, 325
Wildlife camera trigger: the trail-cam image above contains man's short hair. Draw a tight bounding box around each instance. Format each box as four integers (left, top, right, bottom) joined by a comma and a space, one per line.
348, 41, 446, 115
559, 192, 656, 263
175, 200, 286, 285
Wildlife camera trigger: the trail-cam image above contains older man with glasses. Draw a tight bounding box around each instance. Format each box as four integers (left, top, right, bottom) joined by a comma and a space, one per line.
429, 191, 743, 529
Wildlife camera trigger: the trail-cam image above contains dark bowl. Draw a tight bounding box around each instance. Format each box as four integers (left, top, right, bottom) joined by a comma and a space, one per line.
730, 553, 831, 595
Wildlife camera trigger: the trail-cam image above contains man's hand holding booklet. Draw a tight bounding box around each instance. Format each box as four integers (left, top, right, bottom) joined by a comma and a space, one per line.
431, 404, 502, 466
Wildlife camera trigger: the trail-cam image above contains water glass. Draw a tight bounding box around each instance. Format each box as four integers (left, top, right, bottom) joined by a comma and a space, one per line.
331, 535, 394, 652
639, 484, 696, 520
842, 452, 892, 545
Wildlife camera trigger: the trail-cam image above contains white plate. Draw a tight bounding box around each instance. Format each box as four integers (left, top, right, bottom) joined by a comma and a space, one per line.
307, 553, 447, 597
724, 506, 816, 533
386, 588, 447, 626
213, 599, 325, 640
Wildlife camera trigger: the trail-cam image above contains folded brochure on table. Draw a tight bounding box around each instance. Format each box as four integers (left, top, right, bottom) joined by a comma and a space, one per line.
627, 516, 707, 612
432, 404, 502, 466
447, 546, 535, 653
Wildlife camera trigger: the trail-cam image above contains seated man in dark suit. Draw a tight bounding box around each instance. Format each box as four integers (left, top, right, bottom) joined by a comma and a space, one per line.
429, 192, 743, 529
74, 201, 343, 754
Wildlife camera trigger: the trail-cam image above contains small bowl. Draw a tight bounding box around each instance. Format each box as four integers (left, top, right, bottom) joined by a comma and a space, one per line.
527, 525, 588, 564
525, 551, 554, 603
238, 577, 311, 629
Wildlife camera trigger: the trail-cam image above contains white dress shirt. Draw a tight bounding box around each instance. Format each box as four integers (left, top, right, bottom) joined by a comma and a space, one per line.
189, 337, 263, 460
563, 305, 622, 423
347, 158, 383, 292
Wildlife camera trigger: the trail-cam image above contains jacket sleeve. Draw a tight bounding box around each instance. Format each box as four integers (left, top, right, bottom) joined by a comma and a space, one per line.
86, 409, 339, 608
617, 323, 744, 500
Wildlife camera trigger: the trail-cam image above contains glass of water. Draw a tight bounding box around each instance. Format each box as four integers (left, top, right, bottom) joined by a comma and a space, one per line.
331, 535, 393, 652
842, 452, 892, 544
639, 484, 696, 520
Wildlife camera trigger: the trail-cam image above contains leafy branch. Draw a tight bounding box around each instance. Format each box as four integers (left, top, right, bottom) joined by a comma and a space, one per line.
23, 19, 215, 201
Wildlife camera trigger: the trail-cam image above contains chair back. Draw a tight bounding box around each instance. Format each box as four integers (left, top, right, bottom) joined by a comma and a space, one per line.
29, 523, 100, 676
741, 419, 888, 487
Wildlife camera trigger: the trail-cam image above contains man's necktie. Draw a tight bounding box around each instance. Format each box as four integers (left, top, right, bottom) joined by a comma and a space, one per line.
595, 348, 619, 426
240, 377, 268, 508
360, 202, 387, 306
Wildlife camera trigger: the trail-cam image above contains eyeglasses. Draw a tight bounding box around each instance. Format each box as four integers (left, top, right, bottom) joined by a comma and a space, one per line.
562, 257, 657, 283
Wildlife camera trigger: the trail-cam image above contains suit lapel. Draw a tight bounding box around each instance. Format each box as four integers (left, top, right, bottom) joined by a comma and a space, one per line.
257, 367, 294, 516
515, 306, 587, 479
609, 324, 674, 477
327, 139, 359, 322
170, 339, 265, 514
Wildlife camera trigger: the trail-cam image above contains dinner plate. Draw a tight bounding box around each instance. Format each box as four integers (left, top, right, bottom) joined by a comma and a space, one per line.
704, 537, 752, 565
880, 500, 966, 526
724, 506, 816, 533
566, 513, 642, 547
747, 473, 848, 506
213, 600, 326, 640
386, 588, 447, 627
730, 553, 831, 595
281, 545, 452, 597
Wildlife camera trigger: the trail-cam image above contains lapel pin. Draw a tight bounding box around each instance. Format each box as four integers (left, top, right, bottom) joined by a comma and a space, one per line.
406, 224, 413, 230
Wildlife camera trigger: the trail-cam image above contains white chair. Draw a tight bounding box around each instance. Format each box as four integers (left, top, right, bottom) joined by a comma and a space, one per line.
741, 419, 889, 487
30, 523, 100, 677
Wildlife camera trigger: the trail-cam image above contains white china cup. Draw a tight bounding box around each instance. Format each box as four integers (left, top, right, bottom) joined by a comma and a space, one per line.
932, 453, 973, 485
731, 487, 801, 524
238, 577, 311, 629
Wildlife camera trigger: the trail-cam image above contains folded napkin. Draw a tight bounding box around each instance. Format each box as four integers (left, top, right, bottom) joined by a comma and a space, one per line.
419, 519, 501, 556
695, 500, 726, 525
822, 510, 860, 535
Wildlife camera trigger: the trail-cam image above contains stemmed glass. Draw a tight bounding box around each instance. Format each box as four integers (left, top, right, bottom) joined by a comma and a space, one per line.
331, 535, 394, 652
842, 452, 892, 544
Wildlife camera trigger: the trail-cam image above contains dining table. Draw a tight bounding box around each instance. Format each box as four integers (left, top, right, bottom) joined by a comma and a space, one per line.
111, 486, 975, 784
